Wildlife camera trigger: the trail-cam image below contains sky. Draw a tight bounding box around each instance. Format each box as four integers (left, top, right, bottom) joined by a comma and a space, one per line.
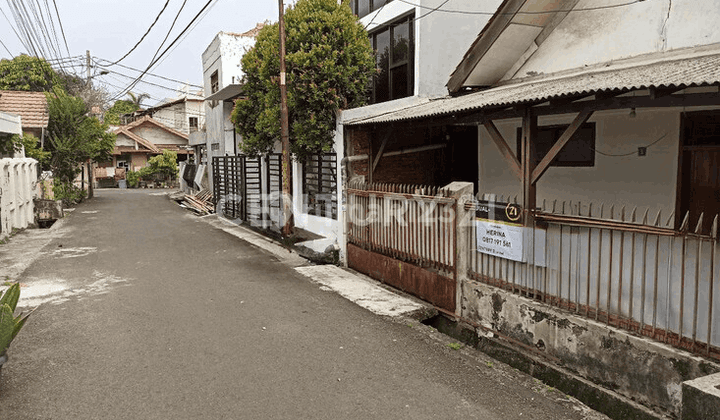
0, 0, 285, 107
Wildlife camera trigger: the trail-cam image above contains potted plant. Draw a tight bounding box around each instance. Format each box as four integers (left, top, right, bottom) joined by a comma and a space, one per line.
0, 283, 31, 377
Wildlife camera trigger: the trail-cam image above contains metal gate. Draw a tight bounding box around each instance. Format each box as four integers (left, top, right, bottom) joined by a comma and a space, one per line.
212, 154, 284, 229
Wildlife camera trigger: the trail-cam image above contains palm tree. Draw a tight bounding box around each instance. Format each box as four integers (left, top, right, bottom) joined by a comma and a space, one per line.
126, 92, 150, 110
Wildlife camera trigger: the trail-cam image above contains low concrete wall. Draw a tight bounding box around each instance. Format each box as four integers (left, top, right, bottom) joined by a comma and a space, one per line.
682, 372, 720, 420
460, 279, 720, 417
0, 158, 38, 239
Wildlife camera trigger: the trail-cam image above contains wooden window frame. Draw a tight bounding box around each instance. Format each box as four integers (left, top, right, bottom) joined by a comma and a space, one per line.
516, 122, 596, 167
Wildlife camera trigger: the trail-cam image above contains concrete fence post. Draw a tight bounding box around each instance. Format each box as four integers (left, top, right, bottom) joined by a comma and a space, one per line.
443, 181, 474, 316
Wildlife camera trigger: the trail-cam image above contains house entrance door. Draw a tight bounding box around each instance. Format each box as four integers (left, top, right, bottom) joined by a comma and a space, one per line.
679, 111, 720, 234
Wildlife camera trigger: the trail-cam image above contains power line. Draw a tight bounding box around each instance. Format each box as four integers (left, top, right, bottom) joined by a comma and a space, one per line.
0, 37, 13, 57
148, 0, 189, 65
106, 0, 172, 66
51, 0, 70, 58
93, 57, 203, 89
107, 0, 217, 102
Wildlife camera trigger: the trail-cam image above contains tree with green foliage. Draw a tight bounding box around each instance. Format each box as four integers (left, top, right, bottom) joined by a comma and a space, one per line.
0, 54, 63, 92
127, 150, 179, 187
45, 88, 115, 204
231, 0, 374, 160
104, 99, 139, 125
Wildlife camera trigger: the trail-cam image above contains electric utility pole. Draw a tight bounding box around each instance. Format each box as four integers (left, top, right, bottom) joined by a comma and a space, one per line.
85, 50, 94, 199
279, 0, 293, 236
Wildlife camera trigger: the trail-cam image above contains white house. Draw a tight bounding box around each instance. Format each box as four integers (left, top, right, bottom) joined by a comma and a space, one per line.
191, 24, 265, 191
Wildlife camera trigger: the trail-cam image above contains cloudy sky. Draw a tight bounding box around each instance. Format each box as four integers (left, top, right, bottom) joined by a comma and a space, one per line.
0, 0, 286, 107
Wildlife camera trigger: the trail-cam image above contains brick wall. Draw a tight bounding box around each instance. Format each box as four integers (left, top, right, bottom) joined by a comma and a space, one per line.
346, 125, 448, 186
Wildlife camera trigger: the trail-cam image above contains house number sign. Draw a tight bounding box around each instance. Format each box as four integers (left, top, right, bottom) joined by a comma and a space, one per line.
475, 200, 525, 262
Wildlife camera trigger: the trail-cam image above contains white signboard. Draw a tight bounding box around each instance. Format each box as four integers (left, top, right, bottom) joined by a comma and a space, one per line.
476, 220, 524, 262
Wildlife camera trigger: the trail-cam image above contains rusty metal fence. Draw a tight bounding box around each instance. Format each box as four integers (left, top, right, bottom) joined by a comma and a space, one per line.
347, 181, 456, 274
468, 196, 720, 360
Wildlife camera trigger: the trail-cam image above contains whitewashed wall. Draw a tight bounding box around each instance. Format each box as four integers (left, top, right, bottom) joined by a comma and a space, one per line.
0, 158, 38, 239
477, 106, 697, 218
512, 0, 720, 79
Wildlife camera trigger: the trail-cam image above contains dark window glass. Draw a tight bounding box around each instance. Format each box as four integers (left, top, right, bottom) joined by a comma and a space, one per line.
358, 0, 370, 17
390, 66, 407, 100
374, 29, 390, 103
370, 14, 413, 104
516, 123, 596, 167
392, 20, 409, 62
210, 71, 219, 94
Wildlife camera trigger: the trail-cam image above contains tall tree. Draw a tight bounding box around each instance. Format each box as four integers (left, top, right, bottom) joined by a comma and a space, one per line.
126, 92, 150, 109
45, 88, 115, 202
231, 0, 374, 160
0, 55, 62, 92
104, 99, 139, 125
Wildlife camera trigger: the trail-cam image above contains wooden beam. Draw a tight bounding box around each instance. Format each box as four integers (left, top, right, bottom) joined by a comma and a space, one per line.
531, 109, 594, 184
483, 120, 522, 180
522, 108, 537, 226
371, 129, 391, 175
649, 86, 685, 100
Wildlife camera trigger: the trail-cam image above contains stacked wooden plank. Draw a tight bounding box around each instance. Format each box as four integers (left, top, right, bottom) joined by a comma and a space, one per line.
173, 190, 215, 215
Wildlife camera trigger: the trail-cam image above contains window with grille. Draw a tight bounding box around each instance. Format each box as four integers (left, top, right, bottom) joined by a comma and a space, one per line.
369, 14, 414, 104
302, 153, 338, 219
189, 117, 199, 131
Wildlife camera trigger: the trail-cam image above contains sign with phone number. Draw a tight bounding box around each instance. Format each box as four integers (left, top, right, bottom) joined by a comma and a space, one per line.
474, 200, 524, 262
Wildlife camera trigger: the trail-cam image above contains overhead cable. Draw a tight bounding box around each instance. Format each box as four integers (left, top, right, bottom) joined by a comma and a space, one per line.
105, 0, 172, 66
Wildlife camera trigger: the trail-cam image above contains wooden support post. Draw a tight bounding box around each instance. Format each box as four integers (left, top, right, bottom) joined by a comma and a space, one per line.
531, 109, 593, 184
521, 109, 537, 226
483, 120, 521, 180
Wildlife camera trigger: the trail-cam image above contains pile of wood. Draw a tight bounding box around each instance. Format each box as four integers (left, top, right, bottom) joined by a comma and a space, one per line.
172, 190, 215, 215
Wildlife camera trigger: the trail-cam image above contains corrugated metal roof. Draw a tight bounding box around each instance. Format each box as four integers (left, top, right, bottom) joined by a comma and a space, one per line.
346, 48, 720, 126
0, 90, 48, 128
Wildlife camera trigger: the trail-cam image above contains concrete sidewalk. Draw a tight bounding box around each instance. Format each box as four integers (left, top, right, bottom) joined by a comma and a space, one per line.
0, 189, 608, 420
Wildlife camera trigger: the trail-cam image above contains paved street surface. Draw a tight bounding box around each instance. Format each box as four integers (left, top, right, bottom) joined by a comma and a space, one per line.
0, 189, 607, 420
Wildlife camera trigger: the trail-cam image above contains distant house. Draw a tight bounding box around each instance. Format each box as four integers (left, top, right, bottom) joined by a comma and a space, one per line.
125, 93, 205, 136
0, 90, 49, 156
96, 116, 192, 185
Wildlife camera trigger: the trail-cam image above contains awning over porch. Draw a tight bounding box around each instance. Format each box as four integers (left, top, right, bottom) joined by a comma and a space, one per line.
344, 45, 720, 126
205, 84, 245, 102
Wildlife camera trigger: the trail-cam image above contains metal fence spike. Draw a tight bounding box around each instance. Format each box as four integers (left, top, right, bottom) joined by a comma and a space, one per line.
666, 211, 675, 227
694, 213, 704, 234
641, 208, 649, 225
712, 214, 719, 239
631, 206, 637, 223
552, 199, 557, 213
620, 206, 626, 222
588, 202, 593, 217
679, 211, 690, 232
610, 204, 615, 220
600, 203, 605, 218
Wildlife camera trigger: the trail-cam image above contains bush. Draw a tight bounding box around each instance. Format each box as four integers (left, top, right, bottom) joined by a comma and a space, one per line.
126, 170, 141, 188
52, 180, 86, 206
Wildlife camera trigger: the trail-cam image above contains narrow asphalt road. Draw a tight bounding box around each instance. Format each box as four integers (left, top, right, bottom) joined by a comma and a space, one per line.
0, 189, 606, 420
